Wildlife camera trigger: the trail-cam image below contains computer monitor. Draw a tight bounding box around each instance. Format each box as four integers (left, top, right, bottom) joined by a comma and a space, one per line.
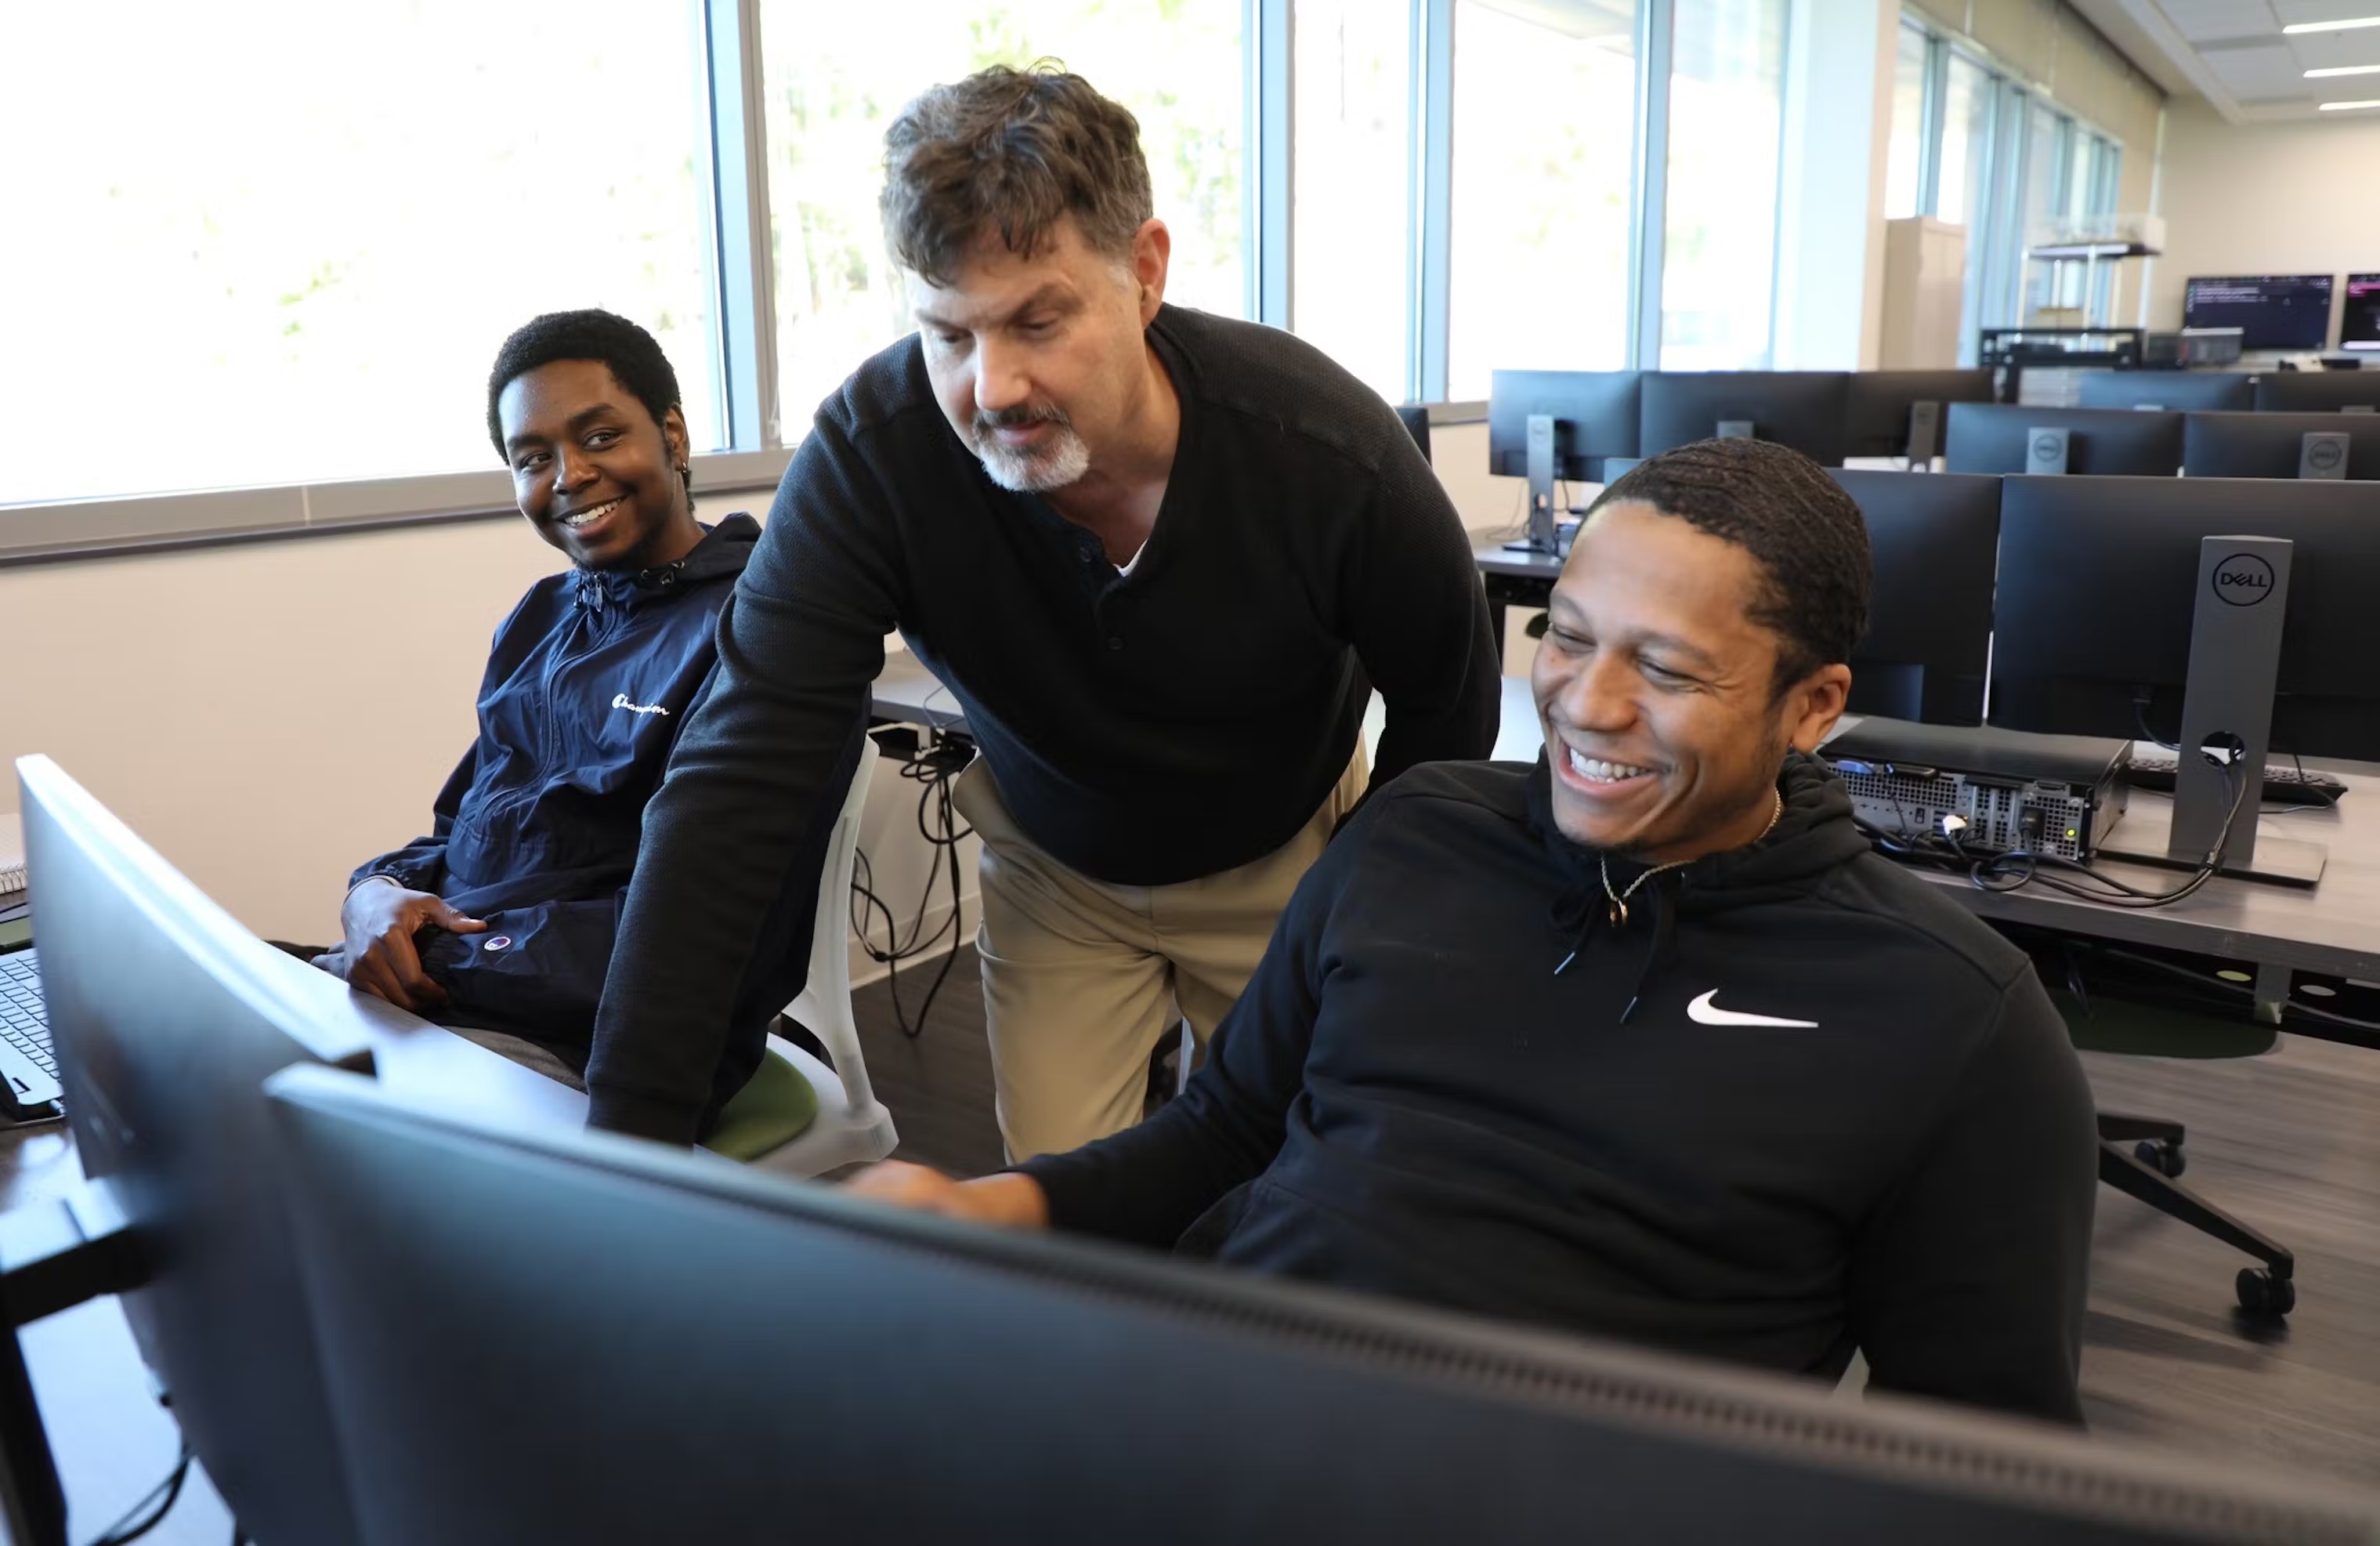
2342, 273, 2380, 353
2183, 412, 2380, 480
1638, 371, 1850, 465
1988, 478, 2380, 762
2182, 274, 2335, 352
2076, 371, 2255, 412
2254, 370, 2380, 414
1942, 404, 2184, 476
11, 754, 383, 1546
1841, 370, 1996, 462
1486, 370, 1641, 551
262, 1066, 2380, 1546
1828, 471, 2000, 725
1394, 403, 1431, 464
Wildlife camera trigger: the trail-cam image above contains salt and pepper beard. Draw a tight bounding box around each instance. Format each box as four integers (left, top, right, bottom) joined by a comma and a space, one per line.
968, 404, 1092, 491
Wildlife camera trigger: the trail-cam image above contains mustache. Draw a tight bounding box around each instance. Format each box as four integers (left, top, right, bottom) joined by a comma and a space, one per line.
974, 403, 1072, 436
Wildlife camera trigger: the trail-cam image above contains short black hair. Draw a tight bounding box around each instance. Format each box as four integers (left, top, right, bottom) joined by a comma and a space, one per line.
485, 310, 685, 475
1587, 438, 1872, 694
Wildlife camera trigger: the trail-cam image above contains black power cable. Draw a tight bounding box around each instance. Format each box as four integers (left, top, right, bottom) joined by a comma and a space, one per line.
848, 733, 976, 1039
84, 1449, 191, 1546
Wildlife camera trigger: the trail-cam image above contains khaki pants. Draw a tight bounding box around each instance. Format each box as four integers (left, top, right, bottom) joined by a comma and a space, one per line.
953, 752, 1369, 1162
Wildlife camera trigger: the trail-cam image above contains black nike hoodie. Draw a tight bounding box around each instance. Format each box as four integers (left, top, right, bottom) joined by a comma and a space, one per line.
1020, 752, 2100, 1425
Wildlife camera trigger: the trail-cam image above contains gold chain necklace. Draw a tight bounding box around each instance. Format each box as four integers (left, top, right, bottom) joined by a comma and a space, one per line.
1600, 787, 1784, 929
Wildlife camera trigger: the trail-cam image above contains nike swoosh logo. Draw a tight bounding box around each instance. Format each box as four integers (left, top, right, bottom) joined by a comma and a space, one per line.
1686, 990, 1818, 1029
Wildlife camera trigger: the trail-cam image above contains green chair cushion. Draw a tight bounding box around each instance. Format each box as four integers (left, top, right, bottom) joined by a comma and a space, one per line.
705, 1051, 821, 1162
2045, 988, 2277, 1060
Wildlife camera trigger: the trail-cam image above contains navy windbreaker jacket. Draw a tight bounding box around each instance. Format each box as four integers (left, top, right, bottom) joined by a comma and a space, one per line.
350, 514, 856, 1123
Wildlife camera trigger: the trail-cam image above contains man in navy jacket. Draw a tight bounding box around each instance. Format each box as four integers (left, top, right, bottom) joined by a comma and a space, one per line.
849, 440, 2100, 1426
320, 310, 854, 1121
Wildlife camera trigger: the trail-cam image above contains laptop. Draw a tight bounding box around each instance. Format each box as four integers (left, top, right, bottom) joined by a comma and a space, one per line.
0, 947, 61, 1119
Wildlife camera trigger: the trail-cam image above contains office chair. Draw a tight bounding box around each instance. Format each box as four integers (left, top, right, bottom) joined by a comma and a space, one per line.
2024, 935, 2296, 1316
704, 737, 901, 1171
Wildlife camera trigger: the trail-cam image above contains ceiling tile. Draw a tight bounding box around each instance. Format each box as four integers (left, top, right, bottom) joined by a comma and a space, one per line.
2155, 0, 2281, 43
2207, 39, 2327, 91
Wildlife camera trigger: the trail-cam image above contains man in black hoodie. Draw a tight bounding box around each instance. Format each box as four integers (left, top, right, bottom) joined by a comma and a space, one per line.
849, 438, 2101, 1425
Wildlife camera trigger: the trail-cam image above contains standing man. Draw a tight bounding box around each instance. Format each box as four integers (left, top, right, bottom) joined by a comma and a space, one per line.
585, 64, 1497, 1153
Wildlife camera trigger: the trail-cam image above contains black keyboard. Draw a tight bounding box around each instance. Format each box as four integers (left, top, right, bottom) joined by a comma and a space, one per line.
2125, 755, 2347, 809
1, 949, 56, 1079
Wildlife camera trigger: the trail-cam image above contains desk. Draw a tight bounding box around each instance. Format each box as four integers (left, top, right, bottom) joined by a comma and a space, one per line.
1474, 541, 1564, 653
1492, 698, 2380, 1026
0, 1015, 584, 1544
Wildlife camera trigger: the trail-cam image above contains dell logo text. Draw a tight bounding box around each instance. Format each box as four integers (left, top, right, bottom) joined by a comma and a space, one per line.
2212, 555, 2276, 606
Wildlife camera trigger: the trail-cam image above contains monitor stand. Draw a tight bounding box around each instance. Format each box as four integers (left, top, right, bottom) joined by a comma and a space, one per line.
2100, 535, 2326, 888
1715, 419, 1754, 440
2025, 427, 2069, 475
1511, 412, 1564, 556
2300, 432, 2349, 480
1905, 400, 1941, 467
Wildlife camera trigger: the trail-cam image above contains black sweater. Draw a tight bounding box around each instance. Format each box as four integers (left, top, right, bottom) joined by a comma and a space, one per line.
588, 306, 1499, 1142
1021, 755, 2101, 1425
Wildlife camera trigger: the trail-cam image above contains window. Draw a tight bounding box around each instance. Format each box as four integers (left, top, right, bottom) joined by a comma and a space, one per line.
1660, 0, 1789, 370
1292, 0, 1415, 401
1935, 54, 1995, 229
2, 0, 719, 508
1885, 24, 1930, 223
1445, 0, 1640, 400
757, 2, 1244, 439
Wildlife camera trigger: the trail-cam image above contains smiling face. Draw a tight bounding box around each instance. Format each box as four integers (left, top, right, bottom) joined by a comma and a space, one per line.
498, 359, 700, 572
909, 214, 1169, 493
1532, 500, 1850, 863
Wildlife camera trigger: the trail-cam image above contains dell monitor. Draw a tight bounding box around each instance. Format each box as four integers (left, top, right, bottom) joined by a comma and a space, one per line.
1988, 478, 2380, 764
9, 755, 385, 1546
2183, 412, 2380, 481
1943, 404, 2183, 476
1842, 370, 1996, 462
1487, 370, 1641, 552
1638, 371, 1850, 465
263, 1066, 2380, 1546
2076, 371, 2255, 413
2342, 273, 2380, 354
2255, 370, 2380, 414
1828, 471, 2000, 725
1394, 403, 1431, 464
2182, 274, 2335, 353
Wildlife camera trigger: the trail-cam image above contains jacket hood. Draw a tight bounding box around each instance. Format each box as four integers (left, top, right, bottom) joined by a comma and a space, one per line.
571, 512, 759, 611
1525, 749, 1872, 1014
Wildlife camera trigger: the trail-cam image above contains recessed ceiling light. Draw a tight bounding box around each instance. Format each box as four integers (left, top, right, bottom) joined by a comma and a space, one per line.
2318, 97, 2380, 109
2306, 63, 2380, 77
2284, 15, 2380, 33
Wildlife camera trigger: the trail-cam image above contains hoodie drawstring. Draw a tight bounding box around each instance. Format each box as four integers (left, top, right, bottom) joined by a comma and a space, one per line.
1555, 877, 1680, 1026
1618, 885, 1679, 1025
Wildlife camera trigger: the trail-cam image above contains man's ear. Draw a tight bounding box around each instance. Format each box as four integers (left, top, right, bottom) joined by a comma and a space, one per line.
662, 405, 690, 472
1130, 218, 1172, 324
1786, 663, 1853, 754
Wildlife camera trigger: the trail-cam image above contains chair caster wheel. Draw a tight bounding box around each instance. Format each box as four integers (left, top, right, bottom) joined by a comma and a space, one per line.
2237, 1268, 2295, 1316
2134, 1139, 2185, 1178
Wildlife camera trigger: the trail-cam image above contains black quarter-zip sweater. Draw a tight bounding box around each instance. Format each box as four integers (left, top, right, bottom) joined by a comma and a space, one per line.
588, 306, 1499, 1143
1020, 754, 2101, 1425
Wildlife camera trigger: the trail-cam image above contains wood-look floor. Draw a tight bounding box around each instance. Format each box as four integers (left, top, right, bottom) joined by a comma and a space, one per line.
851, 947, 2380, 1489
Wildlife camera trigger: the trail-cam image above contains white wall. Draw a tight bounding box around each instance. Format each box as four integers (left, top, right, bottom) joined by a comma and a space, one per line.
2147, 98, 2380, 336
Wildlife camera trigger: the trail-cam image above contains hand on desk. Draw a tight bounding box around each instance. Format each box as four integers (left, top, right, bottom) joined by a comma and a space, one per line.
330, 878, 486, 1013
842, 1161, 1051, 1230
